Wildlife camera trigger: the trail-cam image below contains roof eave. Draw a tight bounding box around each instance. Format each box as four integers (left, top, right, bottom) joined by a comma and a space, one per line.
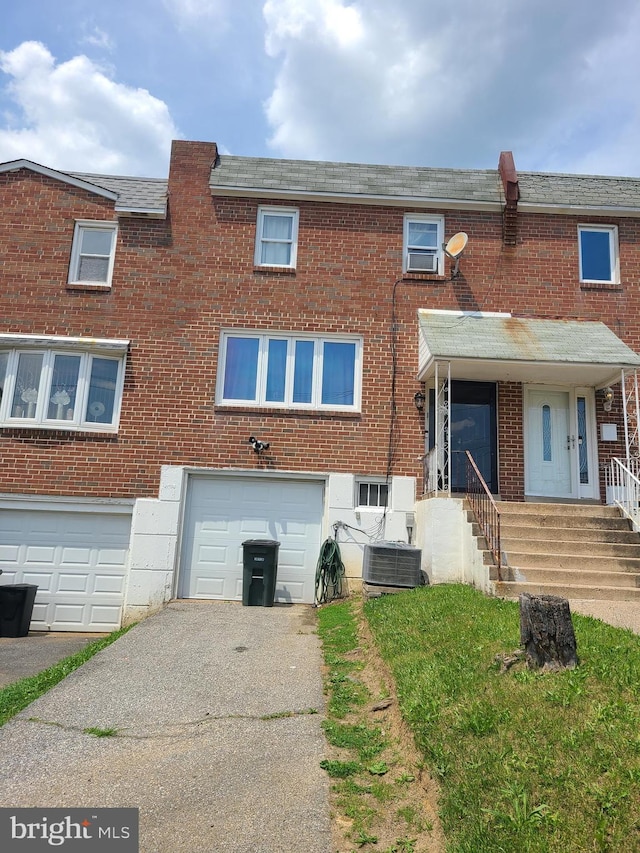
0, 159, 118, 202
209, 184, 503, 211
519, 201, 640, 218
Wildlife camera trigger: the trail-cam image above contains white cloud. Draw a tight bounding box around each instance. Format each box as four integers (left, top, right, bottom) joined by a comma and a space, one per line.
262, 0, 640, 175
81, 26, 115, 51
0, 41, 180, 176
162, 0, 230, 27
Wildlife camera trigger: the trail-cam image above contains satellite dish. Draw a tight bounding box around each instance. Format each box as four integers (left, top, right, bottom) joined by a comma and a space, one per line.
445, 232, 468, 259
443, 232, 468, 277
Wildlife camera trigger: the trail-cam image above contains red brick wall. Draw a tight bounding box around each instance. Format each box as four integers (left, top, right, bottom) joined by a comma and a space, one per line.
1, 143, 638, 501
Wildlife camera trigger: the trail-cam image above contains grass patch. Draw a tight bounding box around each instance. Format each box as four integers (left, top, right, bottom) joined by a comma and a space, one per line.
0, 624, 134, 727
83, 726, 118, 738
365, 584, 640, 852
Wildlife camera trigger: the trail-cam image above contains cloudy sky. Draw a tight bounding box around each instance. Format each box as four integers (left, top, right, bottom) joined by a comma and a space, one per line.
1, 0, 640, 179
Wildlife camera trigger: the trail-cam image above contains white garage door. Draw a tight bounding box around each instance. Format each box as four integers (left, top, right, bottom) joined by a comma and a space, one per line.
0, 507, 131, 632
180, 476, 324, 604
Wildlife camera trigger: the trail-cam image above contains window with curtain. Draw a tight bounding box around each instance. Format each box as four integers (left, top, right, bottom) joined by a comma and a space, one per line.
255, 207, 299, 268
218, 332, 361, 410
68, 221, 118, 286
0, 346, 125, 430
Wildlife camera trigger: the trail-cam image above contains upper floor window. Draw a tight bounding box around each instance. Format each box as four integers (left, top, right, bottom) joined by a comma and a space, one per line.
68, 221, 118, 287
404, 214, 444, 274
578, 225, 619, 284
0, 337, 127, 432
255, 207, 299, 268
218, 331, 361, 411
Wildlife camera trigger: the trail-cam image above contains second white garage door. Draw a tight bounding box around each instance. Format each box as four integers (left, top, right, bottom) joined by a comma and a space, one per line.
179, 476, 324, 604
0, 506, 131, 631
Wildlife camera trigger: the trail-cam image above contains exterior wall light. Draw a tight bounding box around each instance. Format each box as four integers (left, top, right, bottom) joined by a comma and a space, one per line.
413, 391, 426, 411
603, 387, 614, 412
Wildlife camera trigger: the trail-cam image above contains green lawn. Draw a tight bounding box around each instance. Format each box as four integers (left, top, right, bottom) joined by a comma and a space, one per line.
364, 584, 640, 852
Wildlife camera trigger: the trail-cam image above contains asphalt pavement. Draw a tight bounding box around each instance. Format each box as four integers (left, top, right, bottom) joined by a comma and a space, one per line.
0, 601, 333, 853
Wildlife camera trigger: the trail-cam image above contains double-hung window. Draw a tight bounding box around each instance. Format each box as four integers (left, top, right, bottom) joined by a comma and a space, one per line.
404, 214, 444, 274
0, 336, 127, 431
218, 332, 361, 410
255, 207, 299, 268
68, 221, 118, 287
578, 225, 619, 284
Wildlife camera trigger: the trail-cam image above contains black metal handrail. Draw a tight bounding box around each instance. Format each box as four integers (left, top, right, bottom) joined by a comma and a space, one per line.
465, 450, 502, 580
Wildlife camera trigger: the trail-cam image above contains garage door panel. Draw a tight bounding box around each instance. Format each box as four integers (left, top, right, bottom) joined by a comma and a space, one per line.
93, 574, 126, 594
60, 547, 92, 566
56, 573, 91, 593
180, 476, 323, 604
25, 545, 57, 564
0, 508, 131, 631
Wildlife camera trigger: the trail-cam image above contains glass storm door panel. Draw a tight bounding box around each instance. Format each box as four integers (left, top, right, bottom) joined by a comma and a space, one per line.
526, 390, 572, 497
429, 381, 497, 493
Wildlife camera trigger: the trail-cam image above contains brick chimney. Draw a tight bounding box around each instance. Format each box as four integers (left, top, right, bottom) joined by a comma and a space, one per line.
167, 140, 219, 236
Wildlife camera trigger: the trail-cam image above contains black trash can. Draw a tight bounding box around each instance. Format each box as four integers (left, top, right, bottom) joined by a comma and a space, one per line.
242, 540, 280, 606
0, 584, 38, 637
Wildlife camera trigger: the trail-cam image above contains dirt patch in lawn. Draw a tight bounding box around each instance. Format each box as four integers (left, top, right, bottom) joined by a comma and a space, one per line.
324, 597, 446, 853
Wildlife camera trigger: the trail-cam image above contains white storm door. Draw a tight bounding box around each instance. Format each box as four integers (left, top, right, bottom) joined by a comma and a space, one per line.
526, 389, 573, 497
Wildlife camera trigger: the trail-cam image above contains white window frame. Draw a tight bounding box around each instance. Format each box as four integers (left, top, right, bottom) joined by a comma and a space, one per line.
68, 220, 118, 287
217, 330, 362, 411
254, 207, 299, 269
0, 337, 127, 432
403, 214, 445, 274
578, 224, 619, 284
356, 479, 389, 509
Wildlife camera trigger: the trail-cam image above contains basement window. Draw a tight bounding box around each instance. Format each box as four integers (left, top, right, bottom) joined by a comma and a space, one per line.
356, 480, 389, 508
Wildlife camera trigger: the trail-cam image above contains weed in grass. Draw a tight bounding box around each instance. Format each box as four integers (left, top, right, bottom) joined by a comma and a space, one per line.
394, 772, 415, 785
484, 782, 555, 833
353, 830, 378, 846
319, 759, 361, 778
367, 761, 389, 776
322, 720, 386, 762
396, 805, 432, 832
83, 726, 118, 738
384, 836, 417, 852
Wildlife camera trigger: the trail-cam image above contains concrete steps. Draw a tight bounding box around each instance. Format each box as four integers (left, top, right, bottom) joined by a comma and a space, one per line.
487, 501, 640, 601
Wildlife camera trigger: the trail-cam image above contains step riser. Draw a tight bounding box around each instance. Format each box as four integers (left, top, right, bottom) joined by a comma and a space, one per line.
496, 502, 621, 517
494, 582, 640, 601
499, 514, 630, 531
502, 568, 640, 588
505, 553, 640, 571
501, 539, 640, 558
499, 526, 638, 544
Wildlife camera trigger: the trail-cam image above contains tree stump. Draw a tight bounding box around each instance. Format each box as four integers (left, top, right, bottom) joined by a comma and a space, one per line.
519, 593, 579, 671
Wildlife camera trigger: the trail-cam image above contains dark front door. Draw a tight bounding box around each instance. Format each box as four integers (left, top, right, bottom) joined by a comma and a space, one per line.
429, 380, 498, 493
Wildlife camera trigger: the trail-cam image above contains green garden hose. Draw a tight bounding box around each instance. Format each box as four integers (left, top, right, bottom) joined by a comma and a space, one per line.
314, 537, 346, 606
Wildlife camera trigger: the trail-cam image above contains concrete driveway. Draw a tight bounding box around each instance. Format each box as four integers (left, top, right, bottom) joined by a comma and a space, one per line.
0, 601, 332, 853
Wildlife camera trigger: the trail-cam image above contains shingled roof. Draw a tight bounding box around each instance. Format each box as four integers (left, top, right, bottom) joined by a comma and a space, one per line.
209, 155, 504, 208
71, 172, 168, 215
208, 153, 640, 214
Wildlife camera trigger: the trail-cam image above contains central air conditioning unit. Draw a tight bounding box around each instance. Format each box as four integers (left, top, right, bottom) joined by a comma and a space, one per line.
407, 251, 438, 273
363, 542, 422, 588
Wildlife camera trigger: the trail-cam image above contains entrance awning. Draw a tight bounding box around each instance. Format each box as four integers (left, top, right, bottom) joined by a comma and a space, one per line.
418, 311, 640, 387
